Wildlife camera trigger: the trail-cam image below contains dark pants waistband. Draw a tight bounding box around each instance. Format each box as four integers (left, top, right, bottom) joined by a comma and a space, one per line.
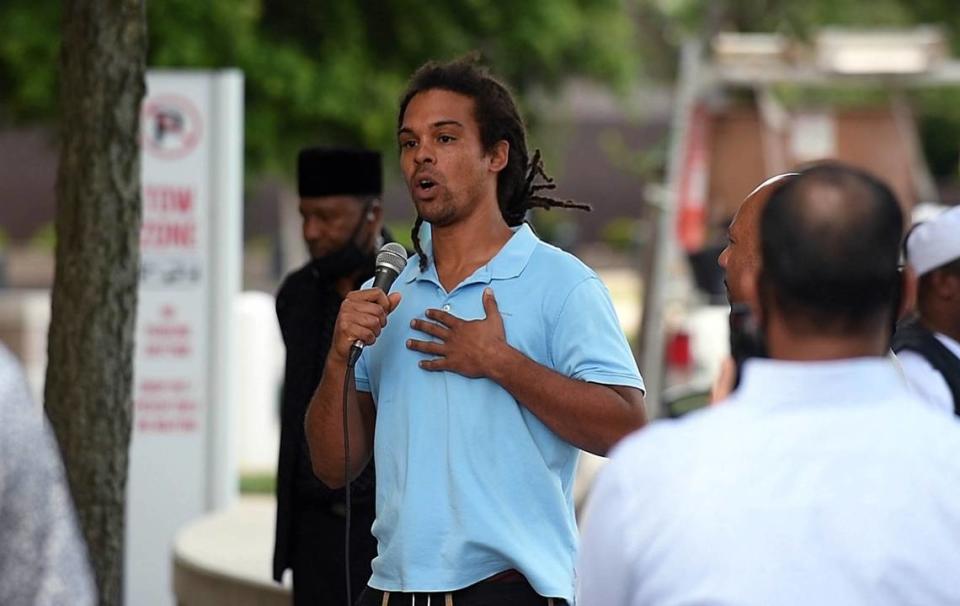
355, 571, 566, 606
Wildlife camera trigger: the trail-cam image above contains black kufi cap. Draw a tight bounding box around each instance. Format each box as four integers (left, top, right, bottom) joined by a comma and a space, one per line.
298, 147, 382, 197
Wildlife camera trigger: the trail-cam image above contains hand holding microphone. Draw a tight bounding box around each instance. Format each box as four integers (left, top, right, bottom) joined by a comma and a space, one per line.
331, 243, 408, 367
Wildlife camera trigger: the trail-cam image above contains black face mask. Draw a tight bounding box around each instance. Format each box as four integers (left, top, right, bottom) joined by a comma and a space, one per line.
310, 205, 376, 282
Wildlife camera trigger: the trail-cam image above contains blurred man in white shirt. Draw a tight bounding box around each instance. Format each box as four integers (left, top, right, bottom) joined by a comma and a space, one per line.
579, 163, 960, 606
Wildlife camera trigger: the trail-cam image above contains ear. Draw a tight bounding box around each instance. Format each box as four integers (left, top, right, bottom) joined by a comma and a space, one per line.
487, 140, 509, 174
367, 199, 383, 224
897, 265, 918, 319
740, 265, 763, 326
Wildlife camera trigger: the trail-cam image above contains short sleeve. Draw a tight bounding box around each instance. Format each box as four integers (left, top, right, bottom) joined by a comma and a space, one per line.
354, 352, 371, 393
550, 277, 644, 391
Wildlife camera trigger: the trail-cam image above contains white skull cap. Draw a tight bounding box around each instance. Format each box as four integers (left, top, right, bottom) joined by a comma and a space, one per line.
907, 205, 960, 277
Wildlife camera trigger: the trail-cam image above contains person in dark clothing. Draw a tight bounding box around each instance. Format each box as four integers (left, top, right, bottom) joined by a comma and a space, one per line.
273, 147, 386, 605
895, 205, 960, 415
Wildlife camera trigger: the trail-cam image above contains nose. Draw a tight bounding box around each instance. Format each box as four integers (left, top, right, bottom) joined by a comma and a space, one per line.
717, 246, 730, 269
414, 139, 435, 165
303, 216, 324, 242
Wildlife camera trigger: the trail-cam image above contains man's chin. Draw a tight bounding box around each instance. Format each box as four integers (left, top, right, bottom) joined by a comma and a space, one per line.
722, 280, 742, 305
413, 204, 455, 228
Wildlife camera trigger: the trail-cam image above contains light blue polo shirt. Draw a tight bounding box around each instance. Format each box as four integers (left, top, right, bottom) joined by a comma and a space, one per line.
355, 223, 643, 603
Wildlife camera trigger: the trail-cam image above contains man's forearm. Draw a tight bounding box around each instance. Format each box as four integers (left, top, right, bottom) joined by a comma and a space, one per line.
487, 345, 646, 455
304, 355, 374, 487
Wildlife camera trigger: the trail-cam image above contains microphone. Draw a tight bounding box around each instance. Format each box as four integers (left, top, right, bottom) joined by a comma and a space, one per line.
347, 242, 408, 367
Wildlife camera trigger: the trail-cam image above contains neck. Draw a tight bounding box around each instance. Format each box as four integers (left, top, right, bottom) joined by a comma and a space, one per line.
918, 301, 960, 343
765, 314, 890, 361
431, 198, 513, 291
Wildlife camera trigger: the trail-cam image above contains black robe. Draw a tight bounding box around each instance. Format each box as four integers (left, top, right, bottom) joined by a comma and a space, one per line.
272, 259, 378, 604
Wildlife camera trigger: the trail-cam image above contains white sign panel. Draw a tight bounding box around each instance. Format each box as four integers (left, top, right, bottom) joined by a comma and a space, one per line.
127, 70, 243, 606
790, 110, 837, 163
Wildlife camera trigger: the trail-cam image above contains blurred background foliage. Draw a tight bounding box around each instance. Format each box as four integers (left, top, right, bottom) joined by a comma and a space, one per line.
2, 0, 960, 182
0, 0, 642, 179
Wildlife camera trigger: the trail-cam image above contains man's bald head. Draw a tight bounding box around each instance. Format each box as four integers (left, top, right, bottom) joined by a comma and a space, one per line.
760, 163, 903, 335
718, 173, 799, 303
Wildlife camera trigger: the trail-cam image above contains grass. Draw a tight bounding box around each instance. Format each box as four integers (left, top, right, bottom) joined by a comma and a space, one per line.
239, 472, 276, 495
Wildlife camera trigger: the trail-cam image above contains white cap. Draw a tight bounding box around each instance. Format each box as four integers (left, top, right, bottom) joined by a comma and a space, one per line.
907, 205, 960, 277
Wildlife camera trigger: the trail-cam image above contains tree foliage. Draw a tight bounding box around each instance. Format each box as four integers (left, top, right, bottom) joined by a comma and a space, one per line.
0, 1, 60, 123
646, 0, 959, 45
4, 0, 960, 180
643, 0, 960, 180
0, 0, 642, 178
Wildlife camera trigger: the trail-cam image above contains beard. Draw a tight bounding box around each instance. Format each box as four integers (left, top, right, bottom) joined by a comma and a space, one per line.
310, 238, 375, 282
413, 190, 458, 227
310, 214, 378, 282
411, 177, 488, 228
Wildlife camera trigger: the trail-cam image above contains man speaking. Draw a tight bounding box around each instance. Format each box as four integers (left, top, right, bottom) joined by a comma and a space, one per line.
305, 57, 647, 606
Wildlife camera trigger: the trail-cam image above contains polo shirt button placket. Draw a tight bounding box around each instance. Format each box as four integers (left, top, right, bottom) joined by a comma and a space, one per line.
442, 304, 451, 312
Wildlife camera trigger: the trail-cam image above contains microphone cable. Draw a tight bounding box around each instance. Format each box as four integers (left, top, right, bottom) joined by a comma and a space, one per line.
342, 363, 354, 606
338, 242, 407, 605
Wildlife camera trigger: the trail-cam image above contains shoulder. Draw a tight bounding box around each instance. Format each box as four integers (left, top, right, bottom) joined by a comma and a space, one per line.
874, 396, 960, 479
607, 405, 745, 485
527, 238, 597, 283
897, 349, 946, 385
610, 408, 714, 458
277, 262, 315, 296
894, 393, 960, 445
276, 263, 316, 306
524, 239, 608, 310
897, 351, 954, 413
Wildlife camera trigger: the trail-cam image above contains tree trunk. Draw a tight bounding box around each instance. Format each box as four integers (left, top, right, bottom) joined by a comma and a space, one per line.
45, 1, 146, 604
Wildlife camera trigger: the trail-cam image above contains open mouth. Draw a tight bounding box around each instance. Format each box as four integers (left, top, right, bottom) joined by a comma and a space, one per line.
413, 175, 440, 199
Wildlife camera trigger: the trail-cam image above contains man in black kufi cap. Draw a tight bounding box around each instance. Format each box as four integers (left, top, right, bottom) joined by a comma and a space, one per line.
273, 147, 386, 605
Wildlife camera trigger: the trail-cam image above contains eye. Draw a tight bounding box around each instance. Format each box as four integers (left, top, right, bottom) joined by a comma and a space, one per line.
438, 134, 456, 144
399, 139, 417, 150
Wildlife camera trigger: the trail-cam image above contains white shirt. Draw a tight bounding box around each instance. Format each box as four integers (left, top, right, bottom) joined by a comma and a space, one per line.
578, 357, 960, 606
0, 344, 95, 605
897, 331, 960, 415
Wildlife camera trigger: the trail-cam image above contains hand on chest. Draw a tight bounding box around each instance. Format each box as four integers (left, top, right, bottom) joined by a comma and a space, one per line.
377, 281, 541, 379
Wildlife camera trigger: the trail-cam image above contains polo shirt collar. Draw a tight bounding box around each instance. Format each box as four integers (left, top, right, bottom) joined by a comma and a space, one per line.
404, 222, 539, 285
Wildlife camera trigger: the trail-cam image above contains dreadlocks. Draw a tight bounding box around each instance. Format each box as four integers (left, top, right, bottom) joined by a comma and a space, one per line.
398, 56, 591, 270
